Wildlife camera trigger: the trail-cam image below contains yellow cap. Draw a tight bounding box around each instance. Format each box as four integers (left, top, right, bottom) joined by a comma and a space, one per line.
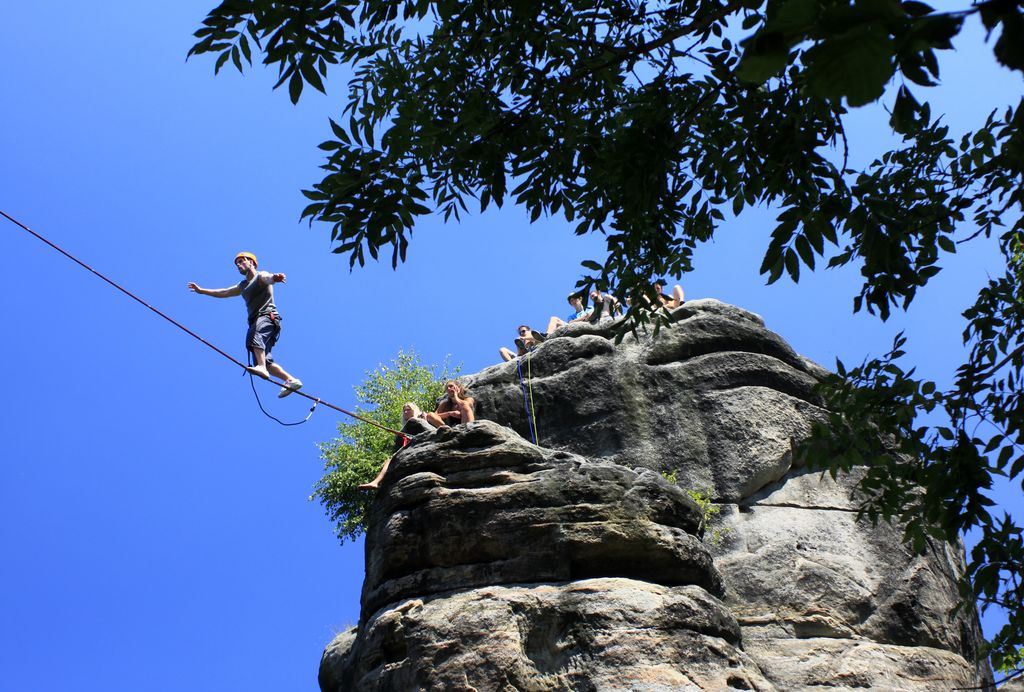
234, 252, 258, 267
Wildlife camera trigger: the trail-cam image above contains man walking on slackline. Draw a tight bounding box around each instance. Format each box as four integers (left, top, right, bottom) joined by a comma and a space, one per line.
188, 252, 303, 398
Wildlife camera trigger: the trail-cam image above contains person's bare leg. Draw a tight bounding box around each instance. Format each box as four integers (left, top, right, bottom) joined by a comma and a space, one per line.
672, 284, 685, 307
499, 347, 516, 362
267, 362, 296, 382
269, 360, 303, 397
358, 457, 392, 490
424, 412, 447, 428
546, 316, 565, 333
246, 349, 270, 379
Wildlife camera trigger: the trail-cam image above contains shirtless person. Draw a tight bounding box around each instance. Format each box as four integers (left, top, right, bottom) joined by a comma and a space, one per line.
188, 252, 303, 398
425, 380, 476, 428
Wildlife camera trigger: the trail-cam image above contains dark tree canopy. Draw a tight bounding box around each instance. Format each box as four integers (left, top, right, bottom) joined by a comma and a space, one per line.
190, 0, 1024, 674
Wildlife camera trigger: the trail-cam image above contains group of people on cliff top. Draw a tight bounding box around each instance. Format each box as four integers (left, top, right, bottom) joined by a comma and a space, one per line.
186, 252, 681, 468
357, 280, 686, 490
358, 381, 476, 490
498, 280, 685, 363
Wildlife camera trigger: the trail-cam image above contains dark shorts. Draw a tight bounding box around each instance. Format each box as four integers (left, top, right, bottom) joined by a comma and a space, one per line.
246, 314, 281, 363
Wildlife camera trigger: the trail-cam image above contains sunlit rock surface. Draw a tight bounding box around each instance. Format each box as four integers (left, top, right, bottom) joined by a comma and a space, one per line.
320, 300, 991, 691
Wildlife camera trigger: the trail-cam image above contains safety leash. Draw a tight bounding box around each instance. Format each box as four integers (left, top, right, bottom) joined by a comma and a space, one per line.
248, 372, 320, 426
244, 352, 319, 426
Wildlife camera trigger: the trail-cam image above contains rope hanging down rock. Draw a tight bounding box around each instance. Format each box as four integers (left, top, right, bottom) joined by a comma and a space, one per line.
516, 352, 540, 444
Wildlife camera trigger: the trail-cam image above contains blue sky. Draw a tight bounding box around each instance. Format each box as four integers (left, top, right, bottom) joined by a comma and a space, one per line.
1, 4, 1019, 690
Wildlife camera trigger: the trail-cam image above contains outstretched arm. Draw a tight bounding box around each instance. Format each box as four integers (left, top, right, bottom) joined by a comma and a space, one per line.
188, 282, 241, 298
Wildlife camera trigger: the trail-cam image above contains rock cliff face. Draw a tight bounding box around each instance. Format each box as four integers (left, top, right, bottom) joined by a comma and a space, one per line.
320, 300, 992, 691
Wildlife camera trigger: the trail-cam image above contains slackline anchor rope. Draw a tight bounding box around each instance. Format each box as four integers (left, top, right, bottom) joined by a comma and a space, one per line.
1, 208, 403, 435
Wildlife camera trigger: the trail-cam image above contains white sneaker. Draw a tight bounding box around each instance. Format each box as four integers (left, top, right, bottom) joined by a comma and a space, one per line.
277, 379, 303, 398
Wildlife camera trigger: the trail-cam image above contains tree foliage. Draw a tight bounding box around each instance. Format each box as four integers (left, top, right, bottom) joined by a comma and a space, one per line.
191, 0, 1024, 668
311, 350, 456, 542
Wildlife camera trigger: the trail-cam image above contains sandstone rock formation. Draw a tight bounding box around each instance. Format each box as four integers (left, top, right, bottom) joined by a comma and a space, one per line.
320, 300, 993, 691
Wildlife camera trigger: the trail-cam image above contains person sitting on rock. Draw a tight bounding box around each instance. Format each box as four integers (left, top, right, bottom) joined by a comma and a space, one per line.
588, 289, 622, 322
653, 279, 685, 309
499, 325, 540, 362
396, 401, 434, 440
533, 292, 594, 341
425, 380, 476, 428
358, 402, 434, 491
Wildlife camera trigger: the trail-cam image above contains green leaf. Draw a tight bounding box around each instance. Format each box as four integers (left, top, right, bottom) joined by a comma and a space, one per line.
1010, 453, 1024, 479
760, 243, 782, 274
214, 50, 230, 74
239, 34, 252, 64
998, 444, 1014, 469
737, 32, 790, 84
901, 59, 936, 87
784, 247, 800, 281
288, 70, 303, 104
803, 25, 896, 106
300, 59, 326, 93
902, 1, 934, 17
349, 114, 362, 145
772, 0, 819, 32
330, 119, 351, 144
994, 9, 1024, 73
795, 234, 816, 269
741, 14, 762, 30
890, 85, 923, 134
766, 254, 785, 284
